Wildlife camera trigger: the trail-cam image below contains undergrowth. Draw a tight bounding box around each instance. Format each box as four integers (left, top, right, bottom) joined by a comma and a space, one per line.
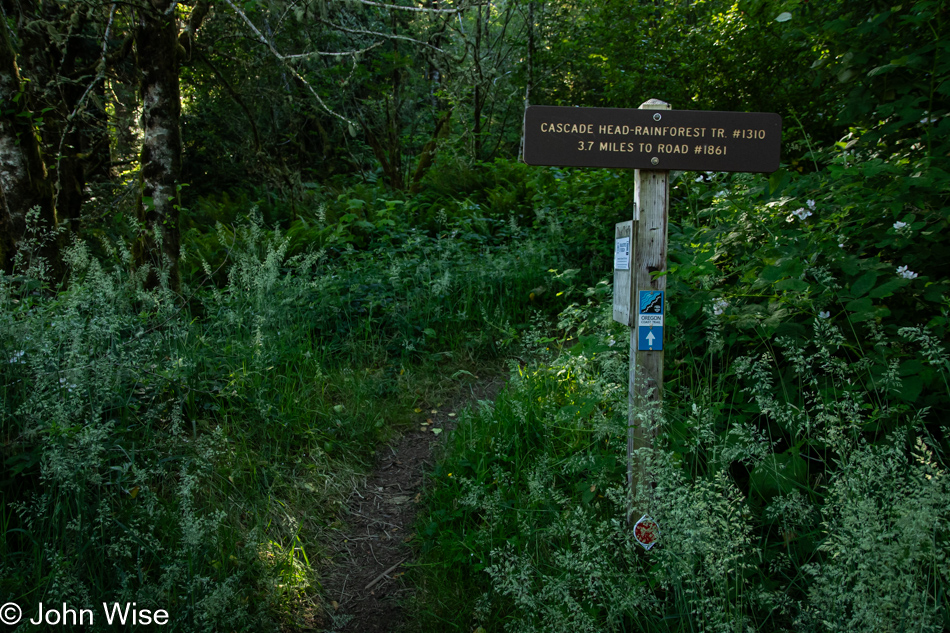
415, 303, 950, 632
414, 144, 950, 632
0, 177, 579, 631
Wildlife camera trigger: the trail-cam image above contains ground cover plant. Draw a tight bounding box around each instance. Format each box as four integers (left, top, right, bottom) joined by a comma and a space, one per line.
0, 181, 586, 630
413, 2, 950, 625
413, 140, 950, 631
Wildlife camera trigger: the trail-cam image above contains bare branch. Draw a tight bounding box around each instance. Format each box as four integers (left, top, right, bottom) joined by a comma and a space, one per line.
352, 0, 461, 14
220, 0, 352, 125
281, 40, 384, 60
274, 0, 305, 34
315, 18, 445, 53
52, 2, 118, 213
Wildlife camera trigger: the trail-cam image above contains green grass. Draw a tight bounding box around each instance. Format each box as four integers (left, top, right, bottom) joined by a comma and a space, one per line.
411, 154, 950, 632
2, 149, 949, 632
413, 299, 950, 632
0, 181, 581, 631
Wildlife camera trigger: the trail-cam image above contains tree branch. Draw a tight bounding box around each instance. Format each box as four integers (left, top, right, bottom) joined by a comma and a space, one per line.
352, 0, 462, 13
220, 0, 352, 125
52, 2, 118, 214
281, 40, 384, 60
178, 0, 212, 62
315, 17, 445, 53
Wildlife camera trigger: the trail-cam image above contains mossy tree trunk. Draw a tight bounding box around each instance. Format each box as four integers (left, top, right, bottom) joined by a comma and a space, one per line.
0, 0, 120, 277
133, 0, 184, 291
0, 12, 56, 274
132, 0, 212, 293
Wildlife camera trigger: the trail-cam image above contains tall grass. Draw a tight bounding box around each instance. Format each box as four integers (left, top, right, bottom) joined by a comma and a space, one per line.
414, 152, 950, 632
0, 180, 576, 631
414, 298, 950, 632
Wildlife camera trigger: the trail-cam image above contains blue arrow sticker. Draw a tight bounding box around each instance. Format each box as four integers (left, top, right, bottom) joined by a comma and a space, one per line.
638, 325, 663, 351
637, 291, 664, 351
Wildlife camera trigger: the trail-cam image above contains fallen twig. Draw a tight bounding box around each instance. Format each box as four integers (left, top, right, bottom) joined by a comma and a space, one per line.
364, 558, 407, 591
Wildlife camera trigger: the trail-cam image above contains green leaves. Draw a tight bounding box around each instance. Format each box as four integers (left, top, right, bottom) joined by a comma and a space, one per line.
566, 334, 613, 358
849, 271, 877, 298
775, 278, 809, 292
760, 258, 804, 283
868, 278, 907, 299
749, 450, 809, 500
768, 169, 790, 195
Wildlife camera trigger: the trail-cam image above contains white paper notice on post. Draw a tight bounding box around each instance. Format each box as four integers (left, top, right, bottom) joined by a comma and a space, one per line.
614, 236, 630, 270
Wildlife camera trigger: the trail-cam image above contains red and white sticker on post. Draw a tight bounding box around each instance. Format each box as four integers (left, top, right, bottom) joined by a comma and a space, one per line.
633, 515, 660, 550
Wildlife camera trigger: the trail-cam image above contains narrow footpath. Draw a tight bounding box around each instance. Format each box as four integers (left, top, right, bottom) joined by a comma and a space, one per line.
318, 375, 506, 632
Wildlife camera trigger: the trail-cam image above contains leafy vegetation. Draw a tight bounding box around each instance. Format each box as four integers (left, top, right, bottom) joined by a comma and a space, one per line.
414, 159, 950, 632
1, 0, 949, 631
0, 188, 580, 630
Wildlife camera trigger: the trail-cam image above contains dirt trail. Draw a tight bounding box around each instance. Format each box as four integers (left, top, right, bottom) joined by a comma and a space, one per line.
318, 375, 506, 632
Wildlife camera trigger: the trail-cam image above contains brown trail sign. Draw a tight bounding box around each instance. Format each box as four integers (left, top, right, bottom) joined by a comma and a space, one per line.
523, 99, 782, 546
523, 104, 781, 173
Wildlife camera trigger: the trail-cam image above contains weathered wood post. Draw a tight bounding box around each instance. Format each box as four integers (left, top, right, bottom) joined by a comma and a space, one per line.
627, 99, 670, 531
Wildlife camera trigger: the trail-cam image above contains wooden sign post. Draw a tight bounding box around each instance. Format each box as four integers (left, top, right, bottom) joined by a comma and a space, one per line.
523, 98, 781, 546
628, 99, 670, 528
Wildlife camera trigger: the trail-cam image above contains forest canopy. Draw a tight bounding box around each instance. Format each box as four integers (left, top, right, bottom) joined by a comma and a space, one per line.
2, 0, 946, 282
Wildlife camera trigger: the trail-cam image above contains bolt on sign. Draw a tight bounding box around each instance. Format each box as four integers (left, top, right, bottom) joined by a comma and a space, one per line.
523, 105, 781, 172
523, 99, 782, 549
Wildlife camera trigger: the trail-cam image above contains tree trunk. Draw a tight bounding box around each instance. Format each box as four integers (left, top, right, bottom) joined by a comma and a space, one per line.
472, 4, 484, 160
409, 108, 452, 194
7, 1, 118, 243
110, 78, 139, 174
134, 0, 184, 291
0, 13, 56, 273
520, 0, 535, 160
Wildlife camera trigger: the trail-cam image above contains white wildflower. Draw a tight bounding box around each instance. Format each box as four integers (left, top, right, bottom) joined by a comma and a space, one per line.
792, 207, 813, 220
712, 298, 728, 316
806, 199, 816, 210
819, 311, 830, 319
897, 265, 918, 280
892, 221, 908, 230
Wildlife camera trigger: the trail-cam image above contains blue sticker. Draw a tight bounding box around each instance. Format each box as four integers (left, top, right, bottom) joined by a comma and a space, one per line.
638, 325, 663, 351
638, 291, 664, 351
639, 290, 663, 315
